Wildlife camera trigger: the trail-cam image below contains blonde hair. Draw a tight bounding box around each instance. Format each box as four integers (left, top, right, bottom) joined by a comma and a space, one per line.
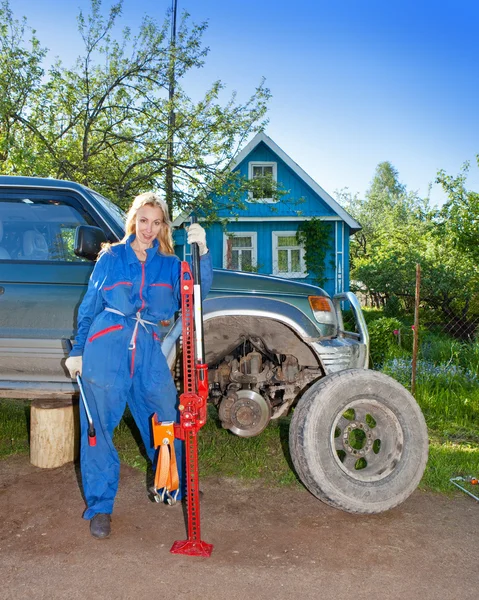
104, 192, 175, 255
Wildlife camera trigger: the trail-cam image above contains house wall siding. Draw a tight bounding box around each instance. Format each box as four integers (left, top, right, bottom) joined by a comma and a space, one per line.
205, 220, 337, 297
215, 142, 337, 219
173, 136, 359, 299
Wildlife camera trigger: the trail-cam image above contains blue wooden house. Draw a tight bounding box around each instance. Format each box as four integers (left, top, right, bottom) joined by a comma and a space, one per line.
173, 132, 361, 298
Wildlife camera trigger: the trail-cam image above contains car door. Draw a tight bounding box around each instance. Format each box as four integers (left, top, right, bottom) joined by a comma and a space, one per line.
0, 186, 116, 393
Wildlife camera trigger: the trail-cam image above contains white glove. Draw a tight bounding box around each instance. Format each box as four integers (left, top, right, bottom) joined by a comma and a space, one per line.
187, 223, 208, 256
66, 355, 82, 378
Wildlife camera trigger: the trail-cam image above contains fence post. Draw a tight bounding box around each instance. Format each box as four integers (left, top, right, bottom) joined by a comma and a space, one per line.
411, 263, 421, 395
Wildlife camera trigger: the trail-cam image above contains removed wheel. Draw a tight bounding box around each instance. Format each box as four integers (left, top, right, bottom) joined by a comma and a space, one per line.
289, 369, 428, 514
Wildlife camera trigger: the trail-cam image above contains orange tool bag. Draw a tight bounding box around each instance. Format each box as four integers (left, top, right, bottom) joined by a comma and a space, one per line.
151, 419, 179, 504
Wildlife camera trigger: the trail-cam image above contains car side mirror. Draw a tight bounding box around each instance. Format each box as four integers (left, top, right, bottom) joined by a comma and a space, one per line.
74, 225, 107, 261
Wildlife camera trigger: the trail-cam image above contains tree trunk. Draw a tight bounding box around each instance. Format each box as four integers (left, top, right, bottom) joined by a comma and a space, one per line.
30, 399, 79, 469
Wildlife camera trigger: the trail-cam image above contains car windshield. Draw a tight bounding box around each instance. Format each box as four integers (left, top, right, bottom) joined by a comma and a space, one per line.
90, 190, 126, 229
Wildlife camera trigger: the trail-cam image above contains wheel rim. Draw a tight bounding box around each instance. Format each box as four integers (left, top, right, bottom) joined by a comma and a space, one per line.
330, 398, 404, 482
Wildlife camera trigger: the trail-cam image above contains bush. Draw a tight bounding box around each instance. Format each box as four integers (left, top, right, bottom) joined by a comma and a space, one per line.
368, 317, 403, 367
341, 307, 384, 332
384, 295, 402, 318
361, 308, 386, 324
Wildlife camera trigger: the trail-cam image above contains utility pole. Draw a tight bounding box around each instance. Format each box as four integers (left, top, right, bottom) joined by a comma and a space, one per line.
165, 0, 178, 215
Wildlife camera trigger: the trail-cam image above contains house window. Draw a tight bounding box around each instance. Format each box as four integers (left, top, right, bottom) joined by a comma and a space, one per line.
248, 161, 277, 202
272, 231, 306, 278
223, 232, 257, 272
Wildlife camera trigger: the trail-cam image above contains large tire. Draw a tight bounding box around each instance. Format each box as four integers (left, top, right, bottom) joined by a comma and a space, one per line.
289, 369, 428, 514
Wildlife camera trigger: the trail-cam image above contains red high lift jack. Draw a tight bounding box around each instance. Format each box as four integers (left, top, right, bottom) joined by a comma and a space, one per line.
153, 219, 213, 558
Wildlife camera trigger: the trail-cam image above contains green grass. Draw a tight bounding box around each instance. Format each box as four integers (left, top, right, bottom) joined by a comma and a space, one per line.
1, 332, 477, 498
422, 437, 479, 494
0, 399, 30, 458
112, 405, 300, 489
381, 334, 479, 493
197, 411, 300, 487
115, 333, 478, 496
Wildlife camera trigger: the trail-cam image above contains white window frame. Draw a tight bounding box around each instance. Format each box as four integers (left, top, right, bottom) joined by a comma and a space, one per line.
272, 231, 307, 279
247, 161, 278, 203
223, 231, 257, 271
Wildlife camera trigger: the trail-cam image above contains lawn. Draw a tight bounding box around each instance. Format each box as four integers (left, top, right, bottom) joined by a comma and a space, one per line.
1, 328, 478, 497
2, 380, 477, 497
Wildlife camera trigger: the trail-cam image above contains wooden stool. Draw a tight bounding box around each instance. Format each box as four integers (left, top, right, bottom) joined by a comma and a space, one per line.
30, 399, 79, 468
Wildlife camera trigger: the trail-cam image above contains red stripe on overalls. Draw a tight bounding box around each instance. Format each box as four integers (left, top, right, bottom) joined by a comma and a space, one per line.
130, 262, 146, 378
104, 281, 132, 291
88, 324, 123, 343
150, 283, 172, 289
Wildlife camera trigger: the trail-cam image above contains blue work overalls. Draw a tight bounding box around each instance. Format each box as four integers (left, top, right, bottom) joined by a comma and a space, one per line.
70, 235, 213, 519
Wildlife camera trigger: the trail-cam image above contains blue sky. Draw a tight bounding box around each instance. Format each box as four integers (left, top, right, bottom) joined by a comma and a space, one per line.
12, 0, 479, 206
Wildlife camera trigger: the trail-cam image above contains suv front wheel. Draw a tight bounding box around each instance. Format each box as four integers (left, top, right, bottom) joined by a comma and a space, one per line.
289, 369, 429, 514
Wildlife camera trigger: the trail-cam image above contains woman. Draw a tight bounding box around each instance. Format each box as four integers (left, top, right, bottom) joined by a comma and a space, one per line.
65, 192, 213, 540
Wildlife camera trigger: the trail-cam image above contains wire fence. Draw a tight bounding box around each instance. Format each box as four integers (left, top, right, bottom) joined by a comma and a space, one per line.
353, 265, 479, 393
419, 300, 479, 342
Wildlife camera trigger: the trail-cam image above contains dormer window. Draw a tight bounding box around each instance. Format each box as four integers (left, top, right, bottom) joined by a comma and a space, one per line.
248, 161, 277, 203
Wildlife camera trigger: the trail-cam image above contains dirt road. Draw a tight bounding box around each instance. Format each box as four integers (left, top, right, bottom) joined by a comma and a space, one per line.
0, 455, 477, 600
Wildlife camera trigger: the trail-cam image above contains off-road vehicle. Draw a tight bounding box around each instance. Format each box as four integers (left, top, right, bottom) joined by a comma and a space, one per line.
0, 175, 428, 514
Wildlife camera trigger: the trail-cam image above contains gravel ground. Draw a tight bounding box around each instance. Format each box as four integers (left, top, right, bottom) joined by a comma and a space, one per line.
0, 454, 477, 600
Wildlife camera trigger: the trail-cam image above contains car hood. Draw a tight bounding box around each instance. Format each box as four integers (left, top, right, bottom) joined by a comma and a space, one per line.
211, 269, 328, 297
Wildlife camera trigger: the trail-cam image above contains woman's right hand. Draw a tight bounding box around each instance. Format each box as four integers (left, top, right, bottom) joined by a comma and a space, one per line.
187, 223, 208, 256
65, 355, 83, 378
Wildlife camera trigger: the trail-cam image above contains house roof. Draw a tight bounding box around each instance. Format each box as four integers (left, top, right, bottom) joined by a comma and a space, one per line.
173, 132, 361, 232
230, 132, 361, 232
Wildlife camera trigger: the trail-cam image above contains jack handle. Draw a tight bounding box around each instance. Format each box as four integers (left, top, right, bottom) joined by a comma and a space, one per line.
450, 476, 479, 502
76, 373, 97, 447
65, 339, 97, 447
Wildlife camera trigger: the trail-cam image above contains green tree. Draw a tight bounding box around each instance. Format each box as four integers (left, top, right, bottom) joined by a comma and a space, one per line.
0, 0, 46, 169
353, 227, 478, 335
343, 161, 478, 336
0, 0, 270, 212
342, 161, 431, 306
436, 162, 479, 264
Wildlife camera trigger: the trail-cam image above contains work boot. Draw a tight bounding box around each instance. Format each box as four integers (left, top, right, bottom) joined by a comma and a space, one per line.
90, 513, 111, 539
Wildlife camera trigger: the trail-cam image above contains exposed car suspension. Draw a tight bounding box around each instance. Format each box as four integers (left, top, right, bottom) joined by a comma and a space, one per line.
211, 337, 321, 436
